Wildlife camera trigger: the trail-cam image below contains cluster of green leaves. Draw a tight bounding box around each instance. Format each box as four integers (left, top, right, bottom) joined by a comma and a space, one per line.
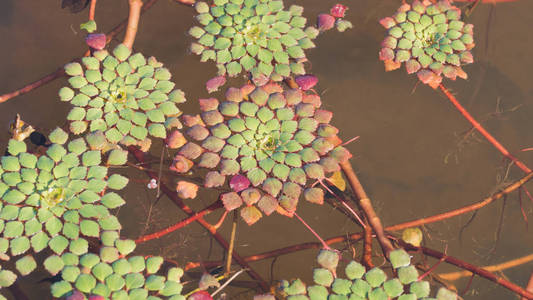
0, 129, 129, 290
173, 82, 351, 224
49, 238, 185, 299
379, 0, 474, 88
189, 0, 319, 81
59, 44, 187, 151
276, 249, 458, 300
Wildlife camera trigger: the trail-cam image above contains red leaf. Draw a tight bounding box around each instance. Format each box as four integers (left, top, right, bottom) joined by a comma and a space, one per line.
230, 175, 250, 192
330, 4, 348, 18
317, 14, 335, 31
188, 291, 214, 300
85, 33, 106, 50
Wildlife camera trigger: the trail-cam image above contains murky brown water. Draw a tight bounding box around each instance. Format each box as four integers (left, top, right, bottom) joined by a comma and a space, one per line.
1, 0, 533, 299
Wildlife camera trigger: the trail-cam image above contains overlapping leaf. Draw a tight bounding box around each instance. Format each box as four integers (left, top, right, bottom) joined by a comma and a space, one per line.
189, 0, 319, 83
170, 82, 351, 224
379, 0, 474, 88
0, 129, 128, 283
48, 241, 185, 299
60, 44, 187, 151
261, 249, 458, 300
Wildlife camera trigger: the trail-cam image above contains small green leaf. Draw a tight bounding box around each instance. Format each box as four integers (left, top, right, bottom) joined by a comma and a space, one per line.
7, 140, 27, 156
0, 270, 17, 288
145, 275, 165, 291
44, 255, 65, 275
390, 249, 411, 269
80, 20, 97, 33
80, 220, 100, 237
113, 44, 132, 62
61, 265, 81, 282
69, 238, 89, 255
10, 236, 30, 256
100, 246, 119, 263
313, 268, 333, 287
107, 149, 128, 166
101, 192, 126, 209
106, 273, 126, 291
92, 262, 113, 281
30, 231, 50, 252
398, 266, 418, 284
128, 256, 146, 273
50, 281, 73, 298
75, 273, 97, 293
15, 255, 37, 276
107, 174, 129, 190
146, 256, 164, 274
115, 239, 136, 256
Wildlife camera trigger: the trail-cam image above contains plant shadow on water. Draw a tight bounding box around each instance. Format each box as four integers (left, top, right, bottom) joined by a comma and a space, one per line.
0, 0, 532, 299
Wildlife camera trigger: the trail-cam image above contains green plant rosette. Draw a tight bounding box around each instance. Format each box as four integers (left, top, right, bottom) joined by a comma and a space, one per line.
48, 243, 185, 299
0, 129, 128, 282
172, 82, 351, 225
189, 0, 319, 82
60, 44, 187, 151
269, 249, 458, 300
379, 0, 474, 88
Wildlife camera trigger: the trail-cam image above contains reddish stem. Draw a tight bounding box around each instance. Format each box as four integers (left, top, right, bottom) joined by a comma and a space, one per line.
123, 0, 143, 49
387, 171, 533, 232
400, 241, 533, 300
0, 0, 160, 104
135, 201, 222, 244
523, 271, 533, 300
340, 161, 395, 257
294, 212, 330, 250
128, 146, 269, 292
89, 0, 97, 21
188, 171, 533, 267
362, 220, 374, 268
439, 84, 531, 174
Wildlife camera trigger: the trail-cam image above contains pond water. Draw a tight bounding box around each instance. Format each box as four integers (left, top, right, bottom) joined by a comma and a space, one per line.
0, 0, 532, 299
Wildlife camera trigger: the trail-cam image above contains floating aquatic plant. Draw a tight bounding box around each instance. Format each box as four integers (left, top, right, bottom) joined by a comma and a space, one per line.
268, 248, 458, 300
317, 4, 353, 33
379, 0, 474, 88
59, 44, 187, 150
189, 0, 319, 84
171, 82, 351, 224
0, 129, 128, 283
48, 242, 185, 299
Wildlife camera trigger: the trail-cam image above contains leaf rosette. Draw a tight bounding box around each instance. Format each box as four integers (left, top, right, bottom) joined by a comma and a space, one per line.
269, 249, 458, 300
171, 82, 351, 225
48, 243, 185, 299
0, 129, 128, 282
379, 0, 474, 88
189, 0, 319, 82
59, 44, 187, 151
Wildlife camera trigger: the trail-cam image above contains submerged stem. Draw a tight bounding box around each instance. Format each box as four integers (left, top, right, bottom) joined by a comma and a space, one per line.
439, 83, 531, 174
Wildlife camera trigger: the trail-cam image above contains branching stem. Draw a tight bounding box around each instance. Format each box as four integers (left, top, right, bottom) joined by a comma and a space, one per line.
340, 161, 394, 257
439, 83, 531, 174
0, 0, 160, 104
134, 201, 222, 244
400, 241, 533, 299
